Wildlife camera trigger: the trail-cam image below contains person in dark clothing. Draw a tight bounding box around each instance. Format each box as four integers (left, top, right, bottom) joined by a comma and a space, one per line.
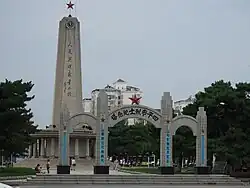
35, 164, 41, 174
241, 160, 247, 172
46, 159, 50, 174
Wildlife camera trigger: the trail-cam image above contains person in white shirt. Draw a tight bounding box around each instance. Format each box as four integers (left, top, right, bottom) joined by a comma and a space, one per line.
71, 158, 76, 171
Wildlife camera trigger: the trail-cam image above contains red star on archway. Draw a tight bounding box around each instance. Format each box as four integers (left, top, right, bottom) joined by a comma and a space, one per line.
67, 1, 74, 9
129, 95, 142, 105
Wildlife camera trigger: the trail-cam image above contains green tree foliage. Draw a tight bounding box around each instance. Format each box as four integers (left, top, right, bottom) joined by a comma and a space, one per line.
0, 79, 37, 156
108, 80, 250, 164
108, 120, 160, 157
183, 80, 250, 162
173, 126, 195, 163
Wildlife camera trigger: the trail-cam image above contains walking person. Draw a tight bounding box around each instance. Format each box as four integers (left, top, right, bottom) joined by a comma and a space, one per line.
71, 157, 76, 171
46, 159, 50, 174
114, 159, 119, 170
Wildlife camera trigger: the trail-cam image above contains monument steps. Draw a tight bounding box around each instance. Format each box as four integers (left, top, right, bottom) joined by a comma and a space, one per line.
25, 174, 245, 185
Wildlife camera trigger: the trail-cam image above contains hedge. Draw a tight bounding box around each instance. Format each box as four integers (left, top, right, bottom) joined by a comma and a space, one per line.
0, 167, 36, 177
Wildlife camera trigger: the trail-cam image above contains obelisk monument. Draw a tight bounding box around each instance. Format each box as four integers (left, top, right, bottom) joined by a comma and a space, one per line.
52, 1, 83, 128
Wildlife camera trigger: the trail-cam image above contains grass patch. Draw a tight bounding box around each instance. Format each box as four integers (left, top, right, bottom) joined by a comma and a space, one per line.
0, 167, 36, 177
122, 167, 160, 174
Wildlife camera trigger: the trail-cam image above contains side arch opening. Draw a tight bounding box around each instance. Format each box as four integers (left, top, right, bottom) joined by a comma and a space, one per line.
173, 125, 196, 171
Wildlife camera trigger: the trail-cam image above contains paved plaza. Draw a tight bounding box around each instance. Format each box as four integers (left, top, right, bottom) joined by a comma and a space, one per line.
18, 185, 250, 188
39, 168, 132, 175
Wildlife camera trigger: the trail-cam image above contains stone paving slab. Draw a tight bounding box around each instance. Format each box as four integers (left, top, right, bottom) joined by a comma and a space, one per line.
18, 185, 250, 188
45, 169, 134, 175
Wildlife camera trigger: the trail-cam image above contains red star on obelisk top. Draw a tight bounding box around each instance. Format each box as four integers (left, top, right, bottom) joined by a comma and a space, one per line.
129, 94, 142, 105
67, 1, 74, 9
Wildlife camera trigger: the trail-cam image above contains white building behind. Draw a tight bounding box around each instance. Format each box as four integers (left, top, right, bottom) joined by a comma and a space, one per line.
82, 98, 92, 113
91, 85, 122, 116
112, 79, 143, 105
173, 96, 195, 115
82, 79, 143, 125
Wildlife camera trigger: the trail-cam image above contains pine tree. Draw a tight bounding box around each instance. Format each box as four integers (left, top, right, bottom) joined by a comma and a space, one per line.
0, 79, 37, 156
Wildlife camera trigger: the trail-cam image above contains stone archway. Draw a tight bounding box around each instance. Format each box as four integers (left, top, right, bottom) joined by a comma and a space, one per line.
107, 105, 162, 169
65, 113, 97, 159
68, 112, 97, 132
105, 105, 162, 170
168, 108, 208, 174
93, 90, 208, 175
170, 115, 198, 136
93, 90, 173, 174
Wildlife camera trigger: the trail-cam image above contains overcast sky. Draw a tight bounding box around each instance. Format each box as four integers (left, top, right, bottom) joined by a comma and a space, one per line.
1, 0, 250, 127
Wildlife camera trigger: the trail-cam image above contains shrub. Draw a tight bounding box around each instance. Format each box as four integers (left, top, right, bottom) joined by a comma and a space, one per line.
230, 171, 250, 178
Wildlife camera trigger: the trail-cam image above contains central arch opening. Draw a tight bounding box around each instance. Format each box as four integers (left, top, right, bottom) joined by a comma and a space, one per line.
173, 126, 196, 173
108, 118, 161, 171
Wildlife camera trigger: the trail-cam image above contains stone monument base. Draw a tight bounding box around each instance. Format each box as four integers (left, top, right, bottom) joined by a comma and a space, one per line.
195, 166, 209, 174
159, 166, 174, 174
57, 165, 70, 174
93, 165, 109, 174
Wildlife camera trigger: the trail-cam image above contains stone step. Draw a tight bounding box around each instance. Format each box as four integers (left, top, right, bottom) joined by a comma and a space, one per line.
34, 174, 237, 178
26, 175, 244, 185
33, 176, 239, 180
29, 179, 240, 183
26, 180, 244, 185
31, 179, 241, 183
212, 161, 227, 174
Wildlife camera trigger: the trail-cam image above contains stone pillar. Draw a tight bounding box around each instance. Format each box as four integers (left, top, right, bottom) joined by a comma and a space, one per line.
196, 136, 200, 166
36, 139, 39, 157
75, 138, 79, 159
51, 138, 55, 157
94, 90, 109, 174
195, 107, 208, 174
44, 139, 47, 157
40, 138, 44, 157
85, 139, 90, 158
93, 139, 96, 158
159, 92, 174, 174
45, 139, 50, 157
28, 145, 32, 158
57, 107, 71, 174
32, 143, 36, 158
